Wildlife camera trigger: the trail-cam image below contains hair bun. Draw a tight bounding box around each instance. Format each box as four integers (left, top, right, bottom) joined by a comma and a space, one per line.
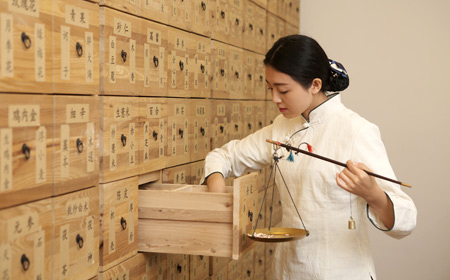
328, 59, 349, 92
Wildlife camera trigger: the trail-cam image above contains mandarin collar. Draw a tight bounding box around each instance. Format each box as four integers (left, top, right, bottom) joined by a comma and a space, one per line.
301, 93, 343, 126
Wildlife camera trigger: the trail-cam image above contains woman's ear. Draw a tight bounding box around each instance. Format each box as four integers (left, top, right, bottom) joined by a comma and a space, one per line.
310, 78, 322, 94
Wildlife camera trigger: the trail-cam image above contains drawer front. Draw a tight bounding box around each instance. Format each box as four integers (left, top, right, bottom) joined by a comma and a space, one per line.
227, 260, 241, 280
141, 0, 169, 24
140, 19, 168, 97
277, 17, 286, 38
209, 256, 230, 276
98, 253, 141, 280
228, 2, 243, 48
167, 27, 196, 97
161, 163, 191, 184
285, 21, 299, 36
240, 247, 255, 280
265, 100, 279, 125
228, 101, 242, 141
243, 2, 256, 52
168, 254, 189, 280
210, 99, 229, 149
253, 53, 267, 100
254, 100, 266, 132
189, 160, 205, 185
192, 0, 211, 37
254, 242, 265, 280
99, 0, 140, 17
0, 94, 53, 209
266, 0, 277, 14
190, 254, 209, 280
138, 97, 167, 175
138, 252, 168, 280
54, 95, 99, 196
100, 7, 140, 96
250, 0, 267, 8
265, 185, 282, 228
100, 96, 139, 183
0, 197, 52, 280
211, 40, 229, 99
53, 186, 100, 279
210, 0, 229, 44
242, 51, 255, 99
193, 35, 212, 98
99, 176, 139, 271
0, 0, 52, 94
190, 100, 210, 162
52, 0, 99, 95
266, 12, 277, 53
242, 101, 255, 138
228, 46, 243, 99
253, 4, 266, 55
167, 99, 190, 167
210, 264, 227, 280
276, 0, 288, 19
265, 243, 275, 277
168, 0, 191, 31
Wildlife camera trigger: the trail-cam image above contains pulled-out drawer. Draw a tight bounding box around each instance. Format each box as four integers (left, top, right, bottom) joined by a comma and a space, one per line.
138, 172, 258, 260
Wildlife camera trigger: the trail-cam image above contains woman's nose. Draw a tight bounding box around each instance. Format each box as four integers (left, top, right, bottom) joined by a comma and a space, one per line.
271, 90, 282, 104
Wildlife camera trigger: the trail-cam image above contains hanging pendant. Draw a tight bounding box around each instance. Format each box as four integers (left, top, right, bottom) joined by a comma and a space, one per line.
348, 217, 356, 230
286, 151, 294, 162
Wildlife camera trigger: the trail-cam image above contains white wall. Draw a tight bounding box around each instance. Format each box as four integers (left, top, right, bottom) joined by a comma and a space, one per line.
300, 0, 450, 279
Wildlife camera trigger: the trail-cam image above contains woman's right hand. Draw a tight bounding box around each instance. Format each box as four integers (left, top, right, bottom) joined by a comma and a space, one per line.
206, 173, 228, 193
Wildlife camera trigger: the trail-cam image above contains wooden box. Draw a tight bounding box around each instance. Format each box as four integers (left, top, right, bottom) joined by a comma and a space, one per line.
98, 253, 141, 280
0, 0, 52, 94
0, 94, 53, 209
140, 0, 169, 24
210, 99, 230, 149
139, 19, 168, 97
99, 7, 140, 96
254, 100, 266, 132
138, 172, 258, 260
99, 176, 139, 272
137, 252, 168, 280
53, 186, 100, 279
211, 40, 229, 99
190, 99, 211, 162
0, 196, 53, 279
228, 0, 244, 48
53, 95, 99, 196
100, 96, 139, 183
277, 17, 286, 38
138, 97, 167, 176
228, 45, 243, 100
210, 0, 229, 44
166, 98, 191, 167
191, 0, 212, 37
52, 0, 100, 95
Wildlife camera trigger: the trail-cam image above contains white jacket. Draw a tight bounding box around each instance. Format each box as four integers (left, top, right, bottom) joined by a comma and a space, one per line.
204, 94, 417, 280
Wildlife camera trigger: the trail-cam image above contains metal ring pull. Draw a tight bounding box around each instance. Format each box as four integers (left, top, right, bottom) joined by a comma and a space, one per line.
21, 254, 30, 271
260, 28, 264, 35
76, 42, 83, 57
21, 32, 32, 49
178, 128, 184, 139
199, 255, 204, 260
248, 123, 252, 130
22, 143, 31, 160
235, 124, 238, 131
259, 121, 263, 128
121, 134, 127, 147
248, 74, 252, 80
249, 23, 253, 31
219, 125, 224, 133
259, 75, 263, 81
236, 18, 240, 26
247, 270, 251, 277
248, 210, 253, 222
220, 68, 225, 76
121, 50, 127, 62
76, 234, 84, 248
153, 56, 159, 67
200, 64, 205, 73
179, 60, 184, 71
152, 130, 158, 141
200, 127, 205, 136
120, 217, 127, 230
76, 138, 84, 153
220, 11, 225, 19
201, 1, 206, 10
177, 264, 182, 273
235, 71, 239, 79
271, 34, 275, 39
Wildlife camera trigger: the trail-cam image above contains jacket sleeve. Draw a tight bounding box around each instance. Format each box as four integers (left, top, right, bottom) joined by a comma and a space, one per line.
203, 124, 275, 182
351, 123, 417, 239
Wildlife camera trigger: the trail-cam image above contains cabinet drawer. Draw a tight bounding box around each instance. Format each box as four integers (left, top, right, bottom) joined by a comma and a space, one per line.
254, 53, 267, 100
208, 264, 227, 280
99, 0, 140, 17
168, 254, 189, 280
228, 0, 243, 48
139, 19, 168, 97
254, 100, 266, 132
189, 160, 205, 185
209, 256, 230, 276
254, 242, 265, 280
0, 0, 52, 93
265, 100, 279, 125
228, 46, 243, 99
167, 98, 191, 167
192, 0, 212, 37
54, 95, 99, 196
99, 176, 139, 272
161, 163, 192, 184
210, 0, 229, 44
241, 101, 256, 138
250, 0, 267, 9
242, 51, 255, 100
141, 0, 169, 24
52, 0, 99, 95
266, 0, 277, 15
240, 246, 255, 280
253, 4, 266, 55
138, 252, 168, 280
190, 254, 209, 280
285, 21, 299, 36
0, 94, 53, 209
190, 99, 210, 162
168, 0, 191, 31
266, 11, 277, 53
53, 186, 99, 279
227, 259, 241, 280
98, 253, 141, 280
211, 40, 229, 99
243, 2, 256, 52
265, 185, 282, 228
100, 7, 140, 96
192, 35, 212, 98
210, 99, 229, 149
0, 197, 52, 280
100, 96, 139, 183
277, 17, 286, 38
228, 101, 242, 141
138, 97, 167, 175
138, 172, 258, 259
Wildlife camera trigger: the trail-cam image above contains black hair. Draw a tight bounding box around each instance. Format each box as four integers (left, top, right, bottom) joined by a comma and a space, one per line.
264, 34, 349, 92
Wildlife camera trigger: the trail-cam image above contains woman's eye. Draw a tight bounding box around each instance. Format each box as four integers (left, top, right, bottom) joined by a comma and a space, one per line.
280, 90, 288, 94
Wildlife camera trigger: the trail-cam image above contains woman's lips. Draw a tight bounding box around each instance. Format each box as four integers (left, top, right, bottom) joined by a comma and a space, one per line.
279, 108, 287, 112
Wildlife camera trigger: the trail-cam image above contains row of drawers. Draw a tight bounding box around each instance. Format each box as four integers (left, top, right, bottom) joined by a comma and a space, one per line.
0, 171, 282, 279
0, 0, 298, 96
0, 94, 279, 209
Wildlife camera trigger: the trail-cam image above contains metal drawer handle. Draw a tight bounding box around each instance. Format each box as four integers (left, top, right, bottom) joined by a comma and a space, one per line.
271, 34, 275, 39
220, 68, 225, 76
235, 124, 238, 131
21, 32, 32, 49
259, 121, 263, 128
248, 210, 253, 222
177, 264, 182, 273
201, 1, 206, 11
289, 2, 293, 7
178, 128, 184, 139
121, 50, 127, 62
235, 71, 239, 79
120, 217, 127, 230
258, 259, 263, 265
153, 56, 159, 67
76, 138, 84, 153
247, 270, 251, 277
248, 123, 252, 130
259, 75, 263, 81
249, 23, 253, 31
76, 42, 83, 57
235, 18, 240, 26
22, 143, 31, 160
179, 60, 184, 71
260, 28, 264, 35
121, 134, 127, 147
219, 125, 224, 133
200, 64, 205, 73
248, 74, 252, 80
152, 130, 158, 141
199, 255, 204, 260
76, 234, 84, 248
220, 11, 225, 19
200, 127, 205, 136
21, 254, 30, 271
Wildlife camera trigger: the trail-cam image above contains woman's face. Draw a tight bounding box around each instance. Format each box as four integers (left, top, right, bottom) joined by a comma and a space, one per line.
266, 65, 322, 119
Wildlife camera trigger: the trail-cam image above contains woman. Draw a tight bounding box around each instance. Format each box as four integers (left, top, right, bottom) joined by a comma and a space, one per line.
204, 35, 417, 279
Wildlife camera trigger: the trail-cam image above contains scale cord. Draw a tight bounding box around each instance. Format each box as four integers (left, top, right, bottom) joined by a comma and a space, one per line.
252, 160, 275, 236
